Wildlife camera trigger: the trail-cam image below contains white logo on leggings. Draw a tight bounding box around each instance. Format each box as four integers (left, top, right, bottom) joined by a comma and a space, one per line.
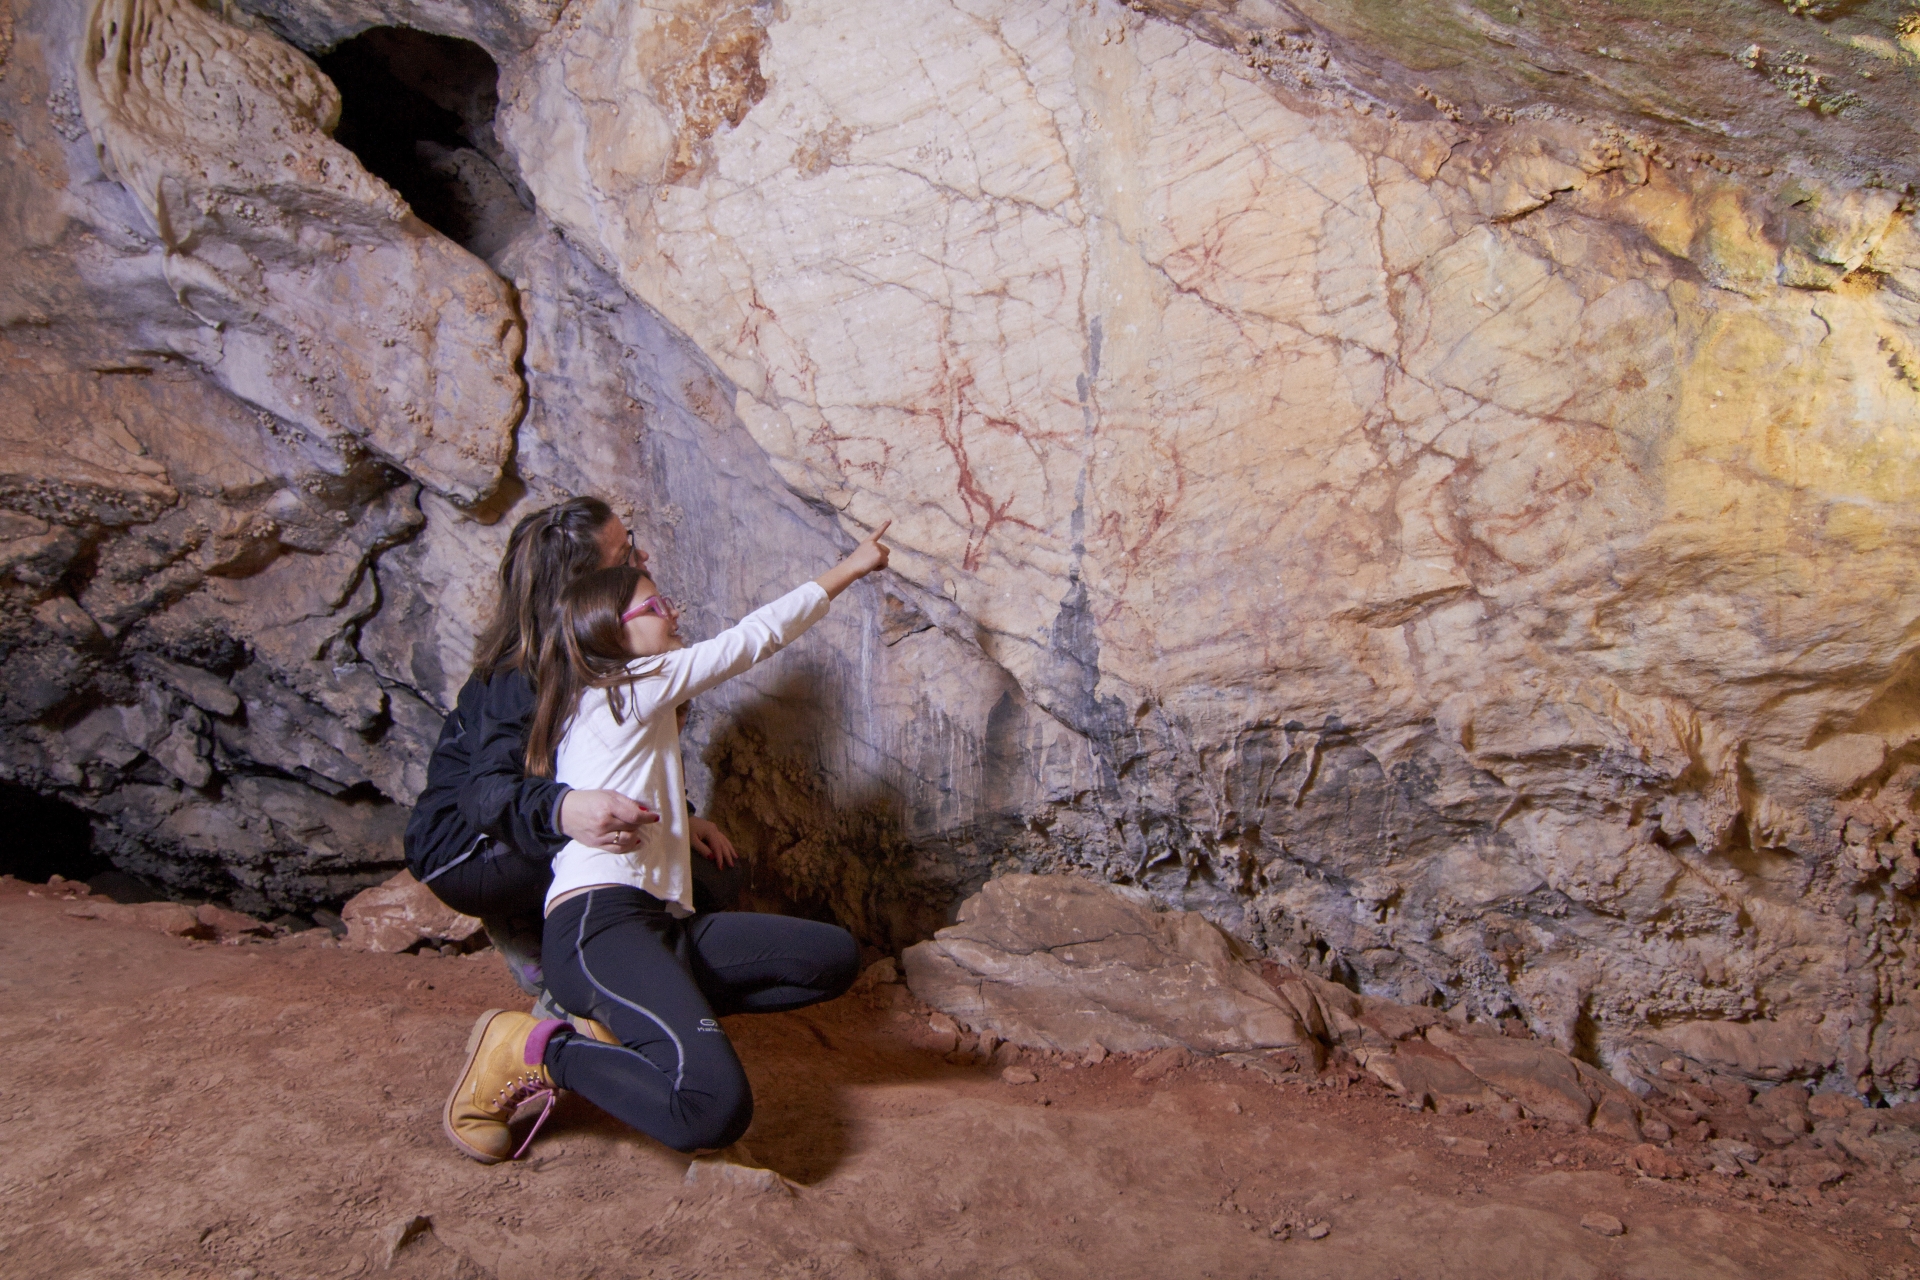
697, 1018, 722, 1033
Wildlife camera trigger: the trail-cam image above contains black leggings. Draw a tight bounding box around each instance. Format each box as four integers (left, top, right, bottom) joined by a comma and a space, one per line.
423, 842, 748, 994
540, 886, 859, 1152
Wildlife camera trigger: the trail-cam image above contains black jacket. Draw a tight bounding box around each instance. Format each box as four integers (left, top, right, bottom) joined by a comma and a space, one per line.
404, 668, 570, 882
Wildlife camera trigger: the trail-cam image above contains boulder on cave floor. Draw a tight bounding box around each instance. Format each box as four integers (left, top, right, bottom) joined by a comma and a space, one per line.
905, 874, 1645, 1141
340, 871, 483, 954
902, 873, 1318, 1055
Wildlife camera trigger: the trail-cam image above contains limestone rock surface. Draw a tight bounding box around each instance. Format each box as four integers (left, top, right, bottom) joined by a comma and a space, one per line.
75, 0, 525, 503
4, 0, 1920, 1096
903, 873, 1313, 1054
492, 0, 1920, 1096
910, 873, 1649, 1140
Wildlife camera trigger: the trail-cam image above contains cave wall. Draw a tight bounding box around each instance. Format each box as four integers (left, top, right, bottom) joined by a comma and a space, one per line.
5, 0, 1920, 1095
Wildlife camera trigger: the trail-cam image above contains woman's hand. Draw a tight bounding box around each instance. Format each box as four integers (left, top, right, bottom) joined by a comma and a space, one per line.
815, 520, 892, 600
689, 815, 738, 868
561, 788, 658, 853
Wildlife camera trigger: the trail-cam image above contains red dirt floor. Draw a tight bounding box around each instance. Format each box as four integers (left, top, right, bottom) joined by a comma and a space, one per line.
3, 878, 1917, 1280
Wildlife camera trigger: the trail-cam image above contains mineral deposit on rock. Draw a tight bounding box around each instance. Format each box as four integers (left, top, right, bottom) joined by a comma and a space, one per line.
5, 0, 1920, 1096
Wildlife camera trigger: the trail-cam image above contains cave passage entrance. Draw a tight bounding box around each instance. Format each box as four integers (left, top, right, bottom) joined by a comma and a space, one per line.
317, 28, 530, 258
0, 782, 105, 884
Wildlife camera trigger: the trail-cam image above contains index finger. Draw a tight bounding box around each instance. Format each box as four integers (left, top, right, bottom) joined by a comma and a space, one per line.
867, 519, 892, 542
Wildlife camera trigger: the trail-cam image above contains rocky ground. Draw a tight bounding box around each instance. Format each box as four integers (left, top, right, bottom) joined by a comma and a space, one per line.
5, 877, 1916, 1280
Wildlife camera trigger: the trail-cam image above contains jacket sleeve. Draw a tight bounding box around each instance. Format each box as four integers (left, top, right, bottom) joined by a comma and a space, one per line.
456, 670, 572, 858
404, 679, 483, 879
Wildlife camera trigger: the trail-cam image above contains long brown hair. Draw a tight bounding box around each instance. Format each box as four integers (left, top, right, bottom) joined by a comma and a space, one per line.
524, 565, 666, 777
472, 497, 616, 681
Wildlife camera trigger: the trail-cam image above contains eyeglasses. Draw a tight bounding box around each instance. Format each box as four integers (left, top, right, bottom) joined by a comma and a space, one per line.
620, 594, 678, 624
624, 530, 645, 567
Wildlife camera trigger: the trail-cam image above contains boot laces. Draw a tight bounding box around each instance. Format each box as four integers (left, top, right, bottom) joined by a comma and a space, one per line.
491, 1073, 557, 1161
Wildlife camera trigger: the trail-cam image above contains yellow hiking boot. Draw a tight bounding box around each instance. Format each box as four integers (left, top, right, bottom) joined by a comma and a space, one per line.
442, 1010, 566, 1163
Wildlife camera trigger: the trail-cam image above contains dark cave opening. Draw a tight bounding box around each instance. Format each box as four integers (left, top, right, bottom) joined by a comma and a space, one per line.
0, 782, 108, 885
317, 27, 530, 258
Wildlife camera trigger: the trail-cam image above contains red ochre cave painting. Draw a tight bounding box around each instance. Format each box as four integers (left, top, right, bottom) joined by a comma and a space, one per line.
1094, 435, 1188, 622
917, 341, 1053, 573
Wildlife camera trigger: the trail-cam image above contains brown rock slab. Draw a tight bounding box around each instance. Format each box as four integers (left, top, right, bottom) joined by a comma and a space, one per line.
1365, 1038, 1504, 1115
851, 957, 900, 992
1132, 1047, 1192, 1084
1580, 1213, 1626, 1238
1758, 1085, 1812, 1125
1808, 1093, 1862, 1122
1358, 1002, 1444, 1045
1626, 1144, 1688, 1180
1836, 1130, 1894, 1172
340, 872, 483, 955
1575, 1062, 1645, 1142
1789, 1161, 1848, 1190
683, 1145, 793, 1198
1426, 1024, 1595, 1128
382, 1214, 433, 1266
902, 875, 1311, 1055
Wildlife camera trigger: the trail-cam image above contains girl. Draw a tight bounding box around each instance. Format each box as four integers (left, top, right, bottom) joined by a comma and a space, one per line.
406, 497, 740, 1008
408, 498, 658, 998
443, 523, 891, 1162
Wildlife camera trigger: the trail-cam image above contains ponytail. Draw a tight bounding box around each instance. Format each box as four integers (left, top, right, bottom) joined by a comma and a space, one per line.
472, 497, 616, 681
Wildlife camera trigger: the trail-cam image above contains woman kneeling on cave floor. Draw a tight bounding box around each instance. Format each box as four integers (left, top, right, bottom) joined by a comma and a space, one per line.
440, 523, 891, 1162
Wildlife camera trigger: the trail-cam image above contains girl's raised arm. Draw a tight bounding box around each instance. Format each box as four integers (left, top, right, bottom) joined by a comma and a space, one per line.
631, 522, 894, 716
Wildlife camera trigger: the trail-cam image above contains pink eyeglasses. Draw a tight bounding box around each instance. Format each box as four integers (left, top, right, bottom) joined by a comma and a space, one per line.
620, 594, 677, 624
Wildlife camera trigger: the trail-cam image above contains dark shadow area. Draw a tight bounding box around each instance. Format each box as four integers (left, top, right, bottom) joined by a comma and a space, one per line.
700, 703, 957, 954
317, 27, 531, 258
0, 783, 105, 884
0, 781, 337, 918
0, 783, 188, 903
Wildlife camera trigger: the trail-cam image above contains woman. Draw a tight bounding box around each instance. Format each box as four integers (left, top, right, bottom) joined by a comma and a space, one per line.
440, 526, 889, 1162
403, 497, 737, 1008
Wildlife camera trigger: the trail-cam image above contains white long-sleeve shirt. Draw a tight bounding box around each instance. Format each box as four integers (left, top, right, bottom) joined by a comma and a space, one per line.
544, 581, 832, 916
